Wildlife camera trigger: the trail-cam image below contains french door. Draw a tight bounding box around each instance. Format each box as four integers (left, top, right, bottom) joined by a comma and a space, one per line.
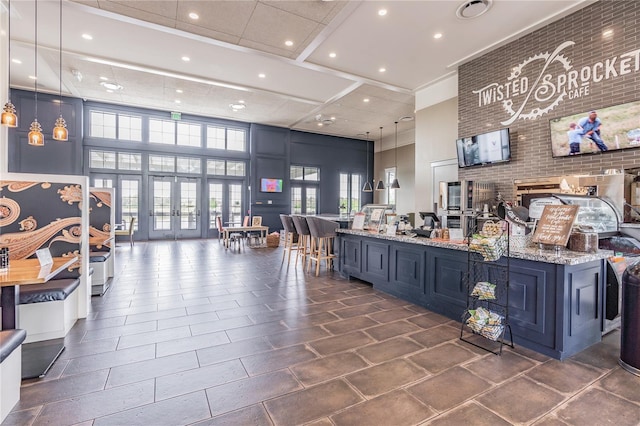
149, 176, 201, 239
207, 180, 244, 238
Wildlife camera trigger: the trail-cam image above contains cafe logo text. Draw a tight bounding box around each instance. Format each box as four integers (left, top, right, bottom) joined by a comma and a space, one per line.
472, 41, 640, 125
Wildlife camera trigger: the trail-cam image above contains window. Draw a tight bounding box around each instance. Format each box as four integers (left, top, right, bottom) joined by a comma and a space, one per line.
90, 111, 116, 139
386, 167, 397, 206
177, 122, 201, 147
229, 184, 243, 225
339, 172, 362, 214
93, 178, 113, 188
118, 152, 142, 171
227, 161, 245, 176
227, 128, 246, 151
149, 118, 176, 145
121, 179, 139, 230
291, 165, 320, 181
206, 126, 226, 150
209, 183, 224, 229
177, 157, 201, 174
291, 187, 302, 215
206, 126, 247, 151
305, 187, 317, 215
206, 159, 245, 176
118, 114, 142, 141
90, 150, 117, 169
149, 155, 175, 172
207, 159, 226, 176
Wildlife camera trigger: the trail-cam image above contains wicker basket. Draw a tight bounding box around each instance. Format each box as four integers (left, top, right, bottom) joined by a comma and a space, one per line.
266, 232, 280, 248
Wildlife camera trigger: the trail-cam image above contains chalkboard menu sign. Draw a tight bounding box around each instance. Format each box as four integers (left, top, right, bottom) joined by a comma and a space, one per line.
532, 205, 579, 246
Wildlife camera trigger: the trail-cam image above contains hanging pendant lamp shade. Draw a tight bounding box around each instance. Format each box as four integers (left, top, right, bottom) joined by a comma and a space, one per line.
29, 0, 44, 146
391, 121, 400, 189
2, 0, 18, 127
52, 0, 68, 141
375, 126, 385, 190
362, 131, 373, 192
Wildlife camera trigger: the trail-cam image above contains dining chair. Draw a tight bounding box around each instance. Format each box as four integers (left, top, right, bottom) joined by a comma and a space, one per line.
291, 215, 311, 269
114, 217, 135, 247
247, 216, 263, 246
279, 214, 299, 264
306, 217, 338, 276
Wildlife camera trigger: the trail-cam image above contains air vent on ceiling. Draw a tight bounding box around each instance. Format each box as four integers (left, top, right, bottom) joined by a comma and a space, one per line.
456, 0, 492, 19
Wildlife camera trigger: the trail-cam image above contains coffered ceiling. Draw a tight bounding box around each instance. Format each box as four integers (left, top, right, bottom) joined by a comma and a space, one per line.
4, 0, 592, 146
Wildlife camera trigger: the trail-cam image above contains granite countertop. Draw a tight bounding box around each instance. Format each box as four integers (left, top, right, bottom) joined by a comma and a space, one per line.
337, 229, 613, 266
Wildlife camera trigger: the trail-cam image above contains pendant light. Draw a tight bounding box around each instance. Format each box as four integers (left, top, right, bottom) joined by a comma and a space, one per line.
390, 121, 400, 189
362, 132, 373, 192
28, 0, 44, 146
375, 126, 385, 190
52, 0, 68, 141
1, 0, 18, 127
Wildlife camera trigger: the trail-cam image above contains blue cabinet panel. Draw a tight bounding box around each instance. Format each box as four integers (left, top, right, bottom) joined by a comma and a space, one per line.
389, 243, 426, 300
363, 240, 389, 282
426, 248, 467, 317
564, 262, 603, 355
341, 237, 361, 276
508, 260, 556, 348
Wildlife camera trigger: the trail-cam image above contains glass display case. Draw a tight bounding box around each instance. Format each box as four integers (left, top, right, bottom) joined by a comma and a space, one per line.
552, 195, 619, 234
356, 204, 395, 232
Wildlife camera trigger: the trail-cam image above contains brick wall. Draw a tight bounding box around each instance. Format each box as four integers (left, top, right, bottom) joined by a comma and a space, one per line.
458, 0, 640, 201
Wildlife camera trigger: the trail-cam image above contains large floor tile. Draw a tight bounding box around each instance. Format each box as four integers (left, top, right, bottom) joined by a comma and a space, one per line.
291, 352, 369, 386
192, 404, 274, 426
407, 366, 490, 411
345, 358, 426, 397
553, 388, 640, 426
241, 344, 318, 376
356, 337, 423, 364
330, 390, 434, 426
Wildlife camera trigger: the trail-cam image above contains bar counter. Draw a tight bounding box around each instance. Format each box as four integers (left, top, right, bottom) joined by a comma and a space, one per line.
336, 229, 613, 360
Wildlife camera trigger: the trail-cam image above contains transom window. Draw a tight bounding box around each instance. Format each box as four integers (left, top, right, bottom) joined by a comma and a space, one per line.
177, 122, 202, 147
291, 165, 320, 181
90, 111, 116, 139
89, 110, 142, 141
177, 157, 202, 174
149, 155, 175, 172
118, 152, 142, 171
118, 114, 142, 141
90, 150, 117, 169
206, 159, 246, 176
206, 126, 247, 151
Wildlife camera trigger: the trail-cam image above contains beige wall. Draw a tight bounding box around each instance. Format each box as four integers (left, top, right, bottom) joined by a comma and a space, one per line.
373, 143, 415, 215
414, 97, 459, 218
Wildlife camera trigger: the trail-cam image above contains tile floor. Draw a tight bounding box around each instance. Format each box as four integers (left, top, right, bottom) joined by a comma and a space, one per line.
4, 240, 640, 426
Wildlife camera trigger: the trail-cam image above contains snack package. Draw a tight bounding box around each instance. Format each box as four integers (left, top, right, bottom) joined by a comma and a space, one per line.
471, 281, 496, 300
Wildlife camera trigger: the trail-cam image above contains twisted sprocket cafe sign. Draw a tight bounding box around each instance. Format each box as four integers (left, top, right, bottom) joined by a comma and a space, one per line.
472, 41, 640, 125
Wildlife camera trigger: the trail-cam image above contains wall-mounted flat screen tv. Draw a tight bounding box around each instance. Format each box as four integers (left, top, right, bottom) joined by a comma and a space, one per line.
549, 100, 640, 158
456, 128, 511, 168
260, 178, 283, 193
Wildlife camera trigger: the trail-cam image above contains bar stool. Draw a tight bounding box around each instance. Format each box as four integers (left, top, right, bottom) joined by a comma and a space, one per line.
291, 215, 311, 269
279, 214, 299, 264
306, 216, 339, 276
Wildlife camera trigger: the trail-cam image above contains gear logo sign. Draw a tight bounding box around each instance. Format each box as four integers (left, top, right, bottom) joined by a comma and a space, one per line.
501, 41, 575, 125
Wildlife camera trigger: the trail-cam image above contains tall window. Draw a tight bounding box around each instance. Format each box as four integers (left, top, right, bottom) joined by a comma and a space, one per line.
386, 167, 397, 206
339, 173, 362, 214
209, 183, 224, 229
291, 187, 302, 215
229, 184, 243, 224
291, 165, 319, 214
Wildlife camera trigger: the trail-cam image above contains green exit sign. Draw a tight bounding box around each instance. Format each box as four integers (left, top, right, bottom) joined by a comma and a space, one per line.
170, 111, 181, 120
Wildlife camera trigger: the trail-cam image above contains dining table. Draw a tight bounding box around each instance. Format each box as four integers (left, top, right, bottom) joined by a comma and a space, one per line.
223, 225, 269, 248
1, 256, 78, 378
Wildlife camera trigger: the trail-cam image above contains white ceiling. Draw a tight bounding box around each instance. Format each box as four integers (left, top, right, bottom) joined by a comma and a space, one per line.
3, 0, 592, 147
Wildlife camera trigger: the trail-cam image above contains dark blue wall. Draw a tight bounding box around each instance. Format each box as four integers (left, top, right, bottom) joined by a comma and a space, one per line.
8, 89, 83, 175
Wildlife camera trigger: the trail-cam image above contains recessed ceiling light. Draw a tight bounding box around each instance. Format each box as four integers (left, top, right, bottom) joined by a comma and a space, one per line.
258, 73, 266, 78
175, 100, 181, 104
28, 75, 37, 80
379, 67, 386, 73
456, 0, 492, 19
603, 29, 614, 37
329, 52, 337, 58
11, 58, 21, 64
188, 12, 199, 20
81, 33, 93, 40
317, 122, 323, 127
330, 116, 336, 120
434, 33, 443, 39
106, 89, 113, 93
100, 81, 123, 91
399, 116, 414, 122
285, 40, 294, 47
176, 89, 183, 93
239, 100, 245, 104
99, 76, 109, 81
363, 98, 370, 103
378, 9, 387, 16
229, 103, 246, 111
181, 56, 190, 62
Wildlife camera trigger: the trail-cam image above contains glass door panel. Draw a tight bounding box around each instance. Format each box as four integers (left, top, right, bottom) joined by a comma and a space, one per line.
176, 178, 201, 238
150, 177, 173, 239
306, 187, 317, 215
209, 182, 224, 232
229, 183, 243, 225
